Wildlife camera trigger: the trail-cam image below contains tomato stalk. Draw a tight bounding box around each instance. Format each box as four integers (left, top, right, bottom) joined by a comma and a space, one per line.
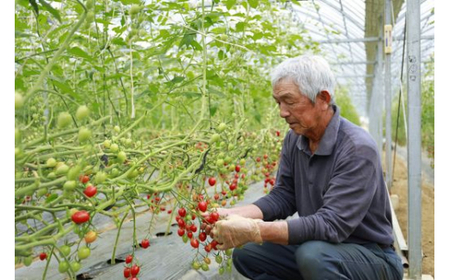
110, 207, 130, 264
25, 9, 87, 101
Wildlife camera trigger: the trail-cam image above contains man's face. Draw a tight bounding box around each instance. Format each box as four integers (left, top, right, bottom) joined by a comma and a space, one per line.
272, 79, 326, 137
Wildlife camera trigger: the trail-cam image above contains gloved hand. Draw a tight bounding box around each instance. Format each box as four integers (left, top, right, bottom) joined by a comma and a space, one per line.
211, 215, 263, 250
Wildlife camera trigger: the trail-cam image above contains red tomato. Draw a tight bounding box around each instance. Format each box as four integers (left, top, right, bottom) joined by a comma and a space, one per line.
39, 252, 47, 261
204, 243, 212, 253
190, 238, 199, 248
214, 193, 220, 200
124, 267, 131, 278
187, 232, 193, 238
210, 212, 219, 222
177, 219, 185, 228
190, 224, 197, 233
141, 239, 150, 249
235, 165, 241, 172
131, 264, 140, 276
178, 208, 186, 217
229, 184, 237, 191
83, 185, 97, 197
199, 232, 207, 242
208, 177, 216, 186
125, 255, 133, 264
79, 175, 90, 184
71, 210, 90, 224
177, 228, 185, 236
198, 201, 207, 212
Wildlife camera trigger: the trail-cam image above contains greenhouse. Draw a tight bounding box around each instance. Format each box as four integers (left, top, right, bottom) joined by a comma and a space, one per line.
14, 0, 435, 279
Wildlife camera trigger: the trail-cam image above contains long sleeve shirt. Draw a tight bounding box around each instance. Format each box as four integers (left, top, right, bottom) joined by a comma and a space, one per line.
253, 105, 394, 246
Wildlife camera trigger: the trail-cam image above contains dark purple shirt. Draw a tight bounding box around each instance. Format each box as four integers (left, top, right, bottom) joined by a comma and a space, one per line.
253, 105, 394, 246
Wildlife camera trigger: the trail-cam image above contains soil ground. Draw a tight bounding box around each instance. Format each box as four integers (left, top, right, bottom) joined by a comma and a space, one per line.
389, 154, 434, 277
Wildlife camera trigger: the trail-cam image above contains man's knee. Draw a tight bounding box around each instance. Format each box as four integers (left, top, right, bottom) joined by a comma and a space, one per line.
295, 241, 335, 275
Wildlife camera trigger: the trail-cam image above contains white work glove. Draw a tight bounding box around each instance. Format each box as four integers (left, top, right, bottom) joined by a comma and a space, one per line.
211, 215, 263, 250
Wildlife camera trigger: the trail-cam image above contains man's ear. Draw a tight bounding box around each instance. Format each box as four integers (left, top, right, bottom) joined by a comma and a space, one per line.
316, 90, 331, 109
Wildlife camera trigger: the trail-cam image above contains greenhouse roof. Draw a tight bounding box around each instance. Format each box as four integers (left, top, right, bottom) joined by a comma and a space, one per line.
288, 0, 434, 118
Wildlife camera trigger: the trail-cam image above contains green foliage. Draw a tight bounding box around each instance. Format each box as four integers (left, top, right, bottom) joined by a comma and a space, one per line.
334, 87, 361, 126
391, 55, 434, 167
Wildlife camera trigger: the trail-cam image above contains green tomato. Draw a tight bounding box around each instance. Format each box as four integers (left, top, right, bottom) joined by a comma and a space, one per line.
76, 105, 90, 121
78, 127, 92, 143
46, 158, 57, 168
86, 0, 94, 9
219, 267, 225, 275
127, 169, 139, 179
210, 133, 220, 143
47, 172, 56, 179
113, 125, 120, 133
67, 165, 81, 180
217, 122, 227, 132
95, 171, 107, 184
117, 151, 127, 163
70, 261, 81, 272
130, 4, 141, 15
110, 143, 119, 153
86, 11, 95, 24
240, 158, 246, 166
57, 112, 72, 129
215, 255, 223, 264
103, 139, 111, 148
23, 256, 33, 266
182, 235, 189, 243
225, 249, 233, 256
216, 159, 224, 168
15, 93, 24, 109
59, 245, 71, 257
56, 163, 70, 175
63, 180, 77, 191
58, 261, 70, 273
192, 261, 201, 270
201, 263, 209, 271
78, 246, 90, 260
36, 187, 48, 197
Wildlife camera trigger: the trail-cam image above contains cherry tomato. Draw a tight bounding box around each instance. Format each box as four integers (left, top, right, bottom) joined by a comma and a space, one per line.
78, 246, 90, 260
84, 230, 97, 243
198, 201, 207, 212
141, 239, 150, 249
59, 245, 71, 257
235, 165, 241, 172
71, 210, 90, 224
79, 175, 90, 184
177, 228, 185, 237
125, 255, 133, 264
39, 252, 47, 261
190, 238, 199, 248
71, 261, 81, 272
83, 185, 97, 197
210, 212, 219, 222
190, 224, 197, 233
58, 261, 70, 273
208, 177, 216, 186
131, 264, 140, 276
124, 267, 131, 278
178, 208, 186, 217
199, 232, 207, 242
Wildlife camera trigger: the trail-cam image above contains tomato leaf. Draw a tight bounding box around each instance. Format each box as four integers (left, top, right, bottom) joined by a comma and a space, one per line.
68, 47, 93, 62
39, 0, 62, 23
28, 0, 39, 16
247, 0, 258, 8
45, 193, 58, 203
225, 0, 236, 10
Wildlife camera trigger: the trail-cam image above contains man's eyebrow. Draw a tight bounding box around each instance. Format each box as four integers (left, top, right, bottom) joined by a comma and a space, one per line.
273, 92, 295, 99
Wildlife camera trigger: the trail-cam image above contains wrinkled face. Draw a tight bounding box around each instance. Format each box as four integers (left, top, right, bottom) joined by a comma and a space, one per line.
273, 79, 327, 137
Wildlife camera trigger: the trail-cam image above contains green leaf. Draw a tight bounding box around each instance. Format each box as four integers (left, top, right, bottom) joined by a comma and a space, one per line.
68, 47, 93, 62
119, 0, 140, 4
247, 0, 258, 8
190, 40, 203, 51
168, 76, 185, 84
45, 193, 58, 203
225, 0, 236, 10
39, 0, 62, 23
235, 22, 246, 32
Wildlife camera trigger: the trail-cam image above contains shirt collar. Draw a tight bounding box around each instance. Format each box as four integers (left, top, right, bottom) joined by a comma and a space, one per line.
296, 105, 340, 156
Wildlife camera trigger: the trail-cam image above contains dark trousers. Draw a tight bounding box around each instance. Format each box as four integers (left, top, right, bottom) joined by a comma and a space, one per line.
232, 241, 404, 280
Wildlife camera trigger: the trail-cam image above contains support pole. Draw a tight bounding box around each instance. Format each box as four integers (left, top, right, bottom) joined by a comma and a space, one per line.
407, 0, 422, 278
385, 0, 393, 189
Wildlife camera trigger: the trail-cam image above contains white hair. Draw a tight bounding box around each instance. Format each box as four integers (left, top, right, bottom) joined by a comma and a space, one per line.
271, 55, 336, 104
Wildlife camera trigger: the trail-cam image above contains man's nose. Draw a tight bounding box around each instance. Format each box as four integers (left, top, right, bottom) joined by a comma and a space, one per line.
279, 104, 290, 118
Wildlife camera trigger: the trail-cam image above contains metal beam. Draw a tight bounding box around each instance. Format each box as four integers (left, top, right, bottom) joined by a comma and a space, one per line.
336, 75, 374, 79
385, 0, 393, 189
407, 0, 422, 278
331, 61, 376, 65
317, 35, 434, 44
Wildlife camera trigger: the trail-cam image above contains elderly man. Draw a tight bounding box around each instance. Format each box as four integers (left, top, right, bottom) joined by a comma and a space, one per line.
210, 55, 403, 280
